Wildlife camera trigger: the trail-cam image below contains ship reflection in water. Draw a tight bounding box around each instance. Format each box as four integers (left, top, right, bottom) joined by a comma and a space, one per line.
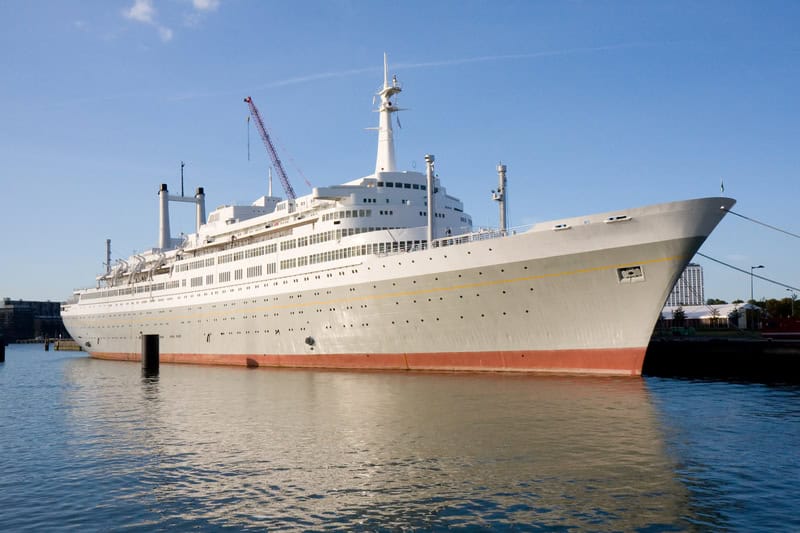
60, 359, 692, 530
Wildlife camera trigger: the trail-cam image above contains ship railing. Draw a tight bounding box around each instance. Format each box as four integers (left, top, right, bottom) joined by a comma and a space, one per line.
430, 224, 533, 249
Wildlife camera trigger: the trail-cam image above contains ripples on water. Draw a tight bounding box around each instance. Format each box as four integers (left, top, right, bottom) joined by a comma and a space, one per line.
1, 344, 798, 531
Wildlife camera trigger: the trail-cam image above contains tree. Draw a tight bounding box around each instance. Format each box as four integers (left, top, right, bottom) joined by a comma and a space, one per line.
706, 298, 727, 305
710, 307, 721, 328
728, 307, 741, 327
672, 306, 686, 326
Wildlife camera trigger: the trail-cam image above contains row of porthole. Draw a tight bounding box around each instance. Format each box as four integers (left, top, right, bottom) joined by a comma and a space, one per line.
384, 310, 532, 325
78, 303, 533, 345
84, 264, 535, 321
120, 256, 511, 313
88, 265, 366, 308
78, 283, 531, 326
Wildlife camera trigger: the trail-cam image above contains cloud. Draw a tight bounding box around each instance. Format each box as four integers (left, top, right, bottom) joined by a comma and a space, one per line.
158, 26, 174, 42
184, 0, 221, 27
123, 0, 155, 23
122, 0, 223, 40
193, 0, 220, 11
122, 0, 173, 42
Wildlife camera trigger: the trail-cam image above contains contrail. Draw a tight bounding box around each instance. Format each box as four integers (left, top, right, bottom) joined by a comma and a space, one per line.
255, 66, 379, 90
392, 42, 662, 70
52, 41, 667, 107
252, 41, 664, 90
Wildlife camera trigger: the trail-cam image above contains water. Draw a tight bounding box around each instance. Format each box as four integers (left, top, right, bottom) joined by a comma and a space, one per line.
1, 344, 798, 531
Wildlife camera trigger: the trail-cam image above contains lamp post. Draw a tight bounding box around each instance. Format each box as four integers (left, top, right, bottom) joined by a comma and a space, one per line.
787, 289, 797, 318
750, 265, 764, 303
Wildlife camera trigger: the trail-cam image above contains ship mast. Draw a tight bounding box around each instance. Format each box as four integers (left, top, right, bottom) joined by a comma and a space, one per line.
374, 53, 402, 173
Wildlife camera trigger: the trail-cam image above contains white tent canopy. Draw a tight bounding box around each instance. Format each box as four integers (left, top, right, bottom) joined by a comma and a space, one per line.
662, 303, 760, 320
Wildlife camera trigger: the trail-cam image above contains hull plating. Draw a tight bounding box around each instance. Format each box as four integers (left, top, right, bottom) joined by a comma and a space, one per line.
63, 197, 732, 376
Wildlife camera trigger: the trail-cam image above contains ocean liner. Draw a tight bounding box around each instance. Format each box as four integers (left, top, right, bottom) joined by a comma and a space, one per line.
61, 59, 735, 375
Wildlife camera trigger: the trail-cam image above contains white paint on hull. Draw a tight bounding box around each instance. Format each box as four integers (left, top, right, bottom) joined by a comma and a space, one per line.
63, 197, 733, 373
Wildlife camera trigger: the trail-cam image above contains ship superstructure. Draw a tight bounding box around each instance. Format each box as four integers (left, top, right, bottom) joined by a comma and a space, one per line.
61, 57, 735, 375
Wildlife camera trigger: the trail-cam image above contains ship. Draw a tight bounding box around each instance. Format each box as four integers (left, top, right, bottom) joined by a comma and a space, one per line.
61, 58, 735, 376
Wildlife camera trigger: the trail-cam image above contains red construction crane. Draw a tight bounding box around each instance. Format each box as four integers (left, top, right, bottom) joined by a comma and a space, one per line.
244, 96, 297, 200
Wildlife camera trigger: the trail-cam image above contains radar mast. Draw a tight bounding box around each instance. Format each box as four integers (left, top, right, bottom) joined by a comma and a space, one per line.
374, 53, 402, 173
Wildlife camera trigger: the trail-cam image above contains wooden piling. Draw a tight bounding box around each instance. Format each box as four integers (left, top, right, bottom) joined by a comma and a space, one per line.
141, 334, 159, 375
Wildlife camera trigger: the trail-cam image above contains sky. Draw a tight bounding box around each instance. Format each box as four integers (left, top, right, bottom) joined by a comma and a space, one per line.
1, 0, 798, 304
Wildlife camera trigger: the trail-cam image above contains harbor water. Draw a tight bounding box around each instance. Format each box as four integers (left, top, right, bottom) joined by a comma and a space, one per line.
1, 344, 798, 531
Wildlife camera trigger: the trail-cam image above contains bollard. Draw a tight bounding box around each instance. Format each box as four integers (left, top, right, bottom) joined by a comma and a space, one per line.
0, 335, 5, 363
141, 334, 159, 375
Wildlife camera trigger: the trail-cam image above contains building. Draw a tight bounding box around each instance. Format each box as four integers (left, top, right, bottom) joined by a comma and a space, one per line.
662, 303, 760, 329
0, 298, 68, 342
665, 263, 704, 306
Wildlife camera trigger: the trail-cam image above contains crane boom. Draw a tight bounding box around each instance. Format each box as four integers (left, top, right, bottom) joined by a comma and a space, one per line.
244, 96, 297, 200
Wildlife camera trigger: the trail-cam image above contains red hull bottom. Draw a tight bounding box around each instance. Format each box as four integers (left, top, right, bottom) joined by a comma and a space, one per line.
91, 347, 646, 376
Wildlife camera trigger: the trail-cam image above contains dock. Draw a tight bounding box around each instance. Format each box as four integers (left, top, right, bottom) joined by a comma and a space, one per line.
53, 339, 81, 351
644, 337, 800, 381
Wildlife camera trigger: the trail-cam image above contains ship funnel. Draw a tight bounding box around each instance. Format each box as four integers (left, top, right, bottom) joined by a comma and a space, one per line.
158, 183, 171, 250
158, 183, 207, 249
195, 187, 206, 231
425, 154, 435, 247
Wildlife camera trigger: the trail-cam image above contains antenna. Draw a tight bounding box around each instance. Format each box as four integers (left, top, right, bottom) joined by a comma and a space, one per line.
492, 163, 508, 233
383, 52, 389, 88
180, 161, 185, 197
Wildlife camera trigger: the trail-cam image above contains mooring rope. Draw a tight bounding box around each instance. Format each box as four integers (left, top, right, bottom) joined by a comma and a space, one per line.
724, 208, 800, 240
696, 252, 799, 292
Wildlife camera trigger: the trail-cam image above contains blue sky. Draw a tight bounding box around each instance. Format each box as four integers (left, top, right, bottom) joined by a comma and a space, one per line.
1, 0, 798, 303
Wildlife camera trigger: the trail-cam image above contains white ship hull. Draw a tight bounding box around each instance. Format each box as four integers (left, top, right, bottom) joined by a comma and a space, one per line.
63, 197, 733, 376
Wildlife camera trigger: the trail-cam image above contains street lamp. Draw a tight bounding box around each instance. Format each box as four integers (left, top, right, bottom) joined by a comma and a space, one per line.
787, 288, 797, 318
750, 265, 764, 302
